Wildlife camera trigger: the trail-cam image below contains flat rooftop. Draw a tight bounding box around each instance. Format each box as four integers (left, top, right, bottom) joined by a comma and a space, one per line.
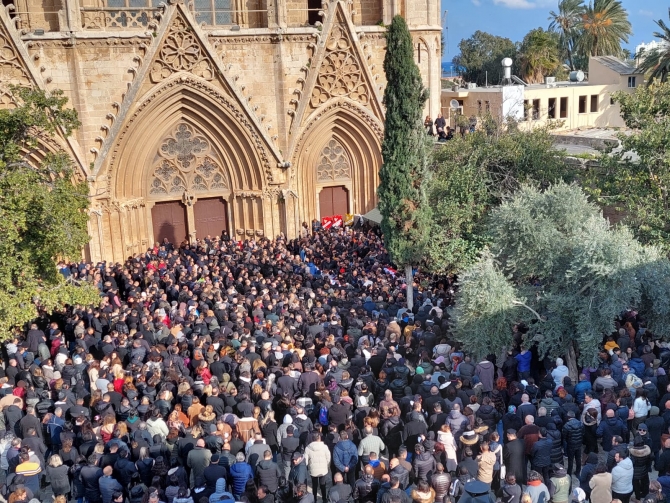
442, 81, 599, 93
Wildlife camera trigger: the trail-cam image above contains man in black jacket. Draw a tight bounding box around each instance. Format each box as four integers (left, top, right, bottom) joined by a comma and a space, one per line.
256, 450, 281, 495
353, 465, 380, 503
402, 411, 427, 454
297, 364, 320, 398
206, 387, 226, 418
113, 449, 137, 488
18, 407, 42, 440
328, 396, 352, 430
203, 453, 228, 499
4, 399, 23, 437
380, 475, 410, 503
502, 351, 518, 383
503, 429, 527, 485
412, 444, 436, 481
277, 368, 299, 398
530, 427, 552, 483
81, 456, 104, 503
288, 452, 308, 491
562, 410, 584, 476
428, 403, 448, 434
656, 437, 670, 474
22, 428, 46, 466
279, 426, 300, 479
328, 472, 353, 503
388, 457, 410, 490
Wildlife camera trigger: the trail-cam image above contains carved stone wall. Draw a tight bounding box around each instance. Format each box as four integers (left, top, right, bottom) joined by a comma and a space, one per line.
0, 0, 441, 263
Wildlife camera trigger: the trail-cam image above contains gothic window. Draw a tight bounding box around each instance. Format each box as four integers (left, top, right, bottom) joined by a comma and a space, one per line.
307, 0, 321, 25
316, 139, 351, 182
193, 0, 232, 26
149, 123, 230, 197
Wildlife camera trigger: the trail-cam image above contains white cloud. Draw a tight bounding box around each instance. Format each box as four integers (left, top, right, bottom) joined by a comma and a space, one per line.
638, 10, 655, 18
493, 0, 553, 8
472, 0, 482, 5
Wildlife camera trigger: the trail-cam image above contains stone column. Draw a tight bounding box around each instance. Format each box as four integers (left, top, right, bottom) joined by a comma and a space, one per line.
183, 192, 197, 243
276, 0, 287, 27
382, 0, 400, 24
234, 0, 249, 27
62, 0, 81, 31
282, 188, 299, 238
267, 0, 279, 28
145, 201, 156, 247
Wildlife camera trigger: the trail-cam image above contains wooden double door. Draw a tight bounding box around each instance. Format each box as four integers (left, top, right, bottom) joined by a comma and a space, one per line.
151, 197, 228, 246
193, 197, 228, 239
151, 200, 187, 246
319, 185, 349, 218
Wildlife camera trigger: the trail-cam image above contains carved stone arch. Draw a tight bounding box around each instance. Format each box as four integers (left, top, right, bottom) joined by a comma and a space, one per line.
415, 35, 436, 117
286, 0, 384, 154
15, 132, 86, 182
292, 99, 383, 224
105, 76, 269, 201
416, 36, 431, 62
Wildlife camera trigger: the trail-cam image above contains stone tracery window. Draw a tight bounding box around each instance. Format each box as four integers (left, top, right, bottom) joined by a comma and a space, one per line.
310, 25, 370, 109
149, 123, 229, 196
317, 139, 352, 182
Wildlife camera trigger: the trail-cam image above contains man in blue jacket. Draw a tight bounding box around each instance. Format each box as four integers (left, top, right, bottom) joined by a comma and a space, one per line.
333, 431, 358, 488
597, 409, 627, 452
515, 348, 532, 380
229, 452, 254, 500
98, 465, 123, 503
574, 374, 592, 404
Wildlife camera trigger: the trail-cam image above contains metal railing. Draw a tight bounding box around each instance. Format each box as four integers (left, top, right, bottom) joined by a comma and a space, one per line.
286, 7, 323, 27
189, 8, 269, 28
9, 10, 61, 32
81, 7, 162, 29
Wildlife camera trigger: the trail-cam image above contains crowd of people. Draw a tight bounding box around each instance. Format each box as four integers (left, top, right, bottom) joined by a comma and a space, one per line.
1, 226, 670, 503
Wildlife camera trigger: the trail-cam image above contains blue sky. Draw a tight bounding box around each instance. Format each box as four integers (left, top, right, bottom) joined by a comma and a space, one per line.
442, 0, 667, 63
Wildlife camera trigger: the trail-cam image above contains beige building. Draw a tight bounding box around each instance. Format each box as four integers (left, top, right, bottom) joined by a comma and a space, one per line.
0, 0, 441, 262
441, 56, 643, 131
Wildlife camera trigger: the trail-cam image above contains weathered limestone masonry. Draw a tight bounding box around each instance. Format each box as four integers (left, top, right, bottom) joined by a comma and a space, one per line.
0, 0, 441, 262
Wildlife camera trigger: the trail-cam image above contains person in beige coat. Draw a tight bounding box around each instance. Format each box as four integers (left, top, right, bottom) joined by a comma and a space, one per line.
589, 464, 612, 503
476, 442, 497, 485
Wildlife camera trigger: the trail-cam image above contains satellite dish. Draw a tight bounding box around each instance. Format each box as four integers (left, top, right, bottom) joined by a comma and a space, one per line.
450, 99, 460, 108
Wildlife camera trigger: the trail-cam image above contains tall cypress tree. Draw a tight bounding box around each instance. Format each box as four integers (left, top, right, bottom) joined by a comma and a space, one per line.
378, 15, 432, 309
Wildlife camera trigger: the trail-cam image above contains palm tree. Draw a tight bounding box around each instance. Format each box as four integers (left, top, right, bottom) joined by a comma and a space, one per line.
519, 28, 562, 84
548, 0, 585, 71
577, 0, 632, 58
638, 9, 670, 84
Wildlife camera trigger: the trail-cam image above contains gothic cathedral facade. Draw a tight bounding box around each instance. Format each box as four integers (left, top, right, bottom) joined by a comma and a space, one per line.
0, 0, 441, 262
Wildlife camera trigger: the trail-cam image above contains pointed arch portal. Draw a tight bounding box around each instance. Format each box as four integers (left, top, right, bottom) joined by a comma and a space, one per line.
92, 76, 273, 260
292, 100, 383, 223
